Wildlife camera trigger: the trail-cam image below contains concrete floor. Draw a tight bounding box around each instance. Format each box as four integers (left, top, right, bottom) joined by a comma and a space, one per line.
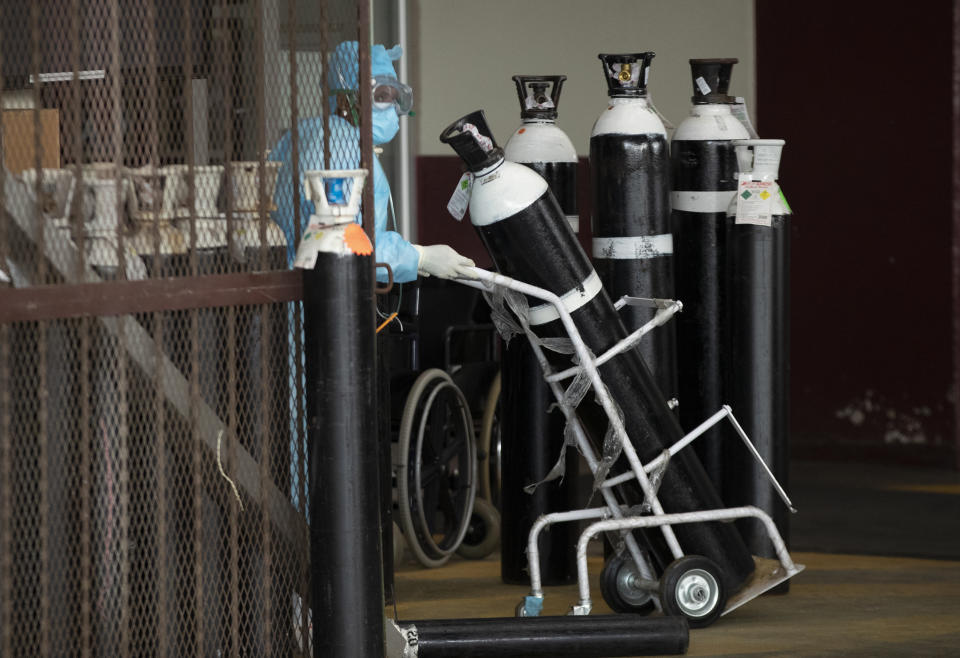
388, 460, 960, 656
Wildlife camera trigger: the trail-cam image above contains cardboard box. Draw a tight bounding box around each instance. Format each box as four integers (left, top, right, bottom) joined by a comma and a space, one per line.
2, 109, 60, 174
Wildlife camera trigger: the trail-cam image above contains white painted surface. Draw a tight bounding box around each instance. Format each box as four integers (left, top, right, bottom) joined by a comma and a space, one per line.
528, 270, 603, 326
414, 0, 756, 156
504, 122, 578, 163
468, 159, 548, 226
590, 97, 667, 138
672, 103, 751, 141
671, 190, 737, 213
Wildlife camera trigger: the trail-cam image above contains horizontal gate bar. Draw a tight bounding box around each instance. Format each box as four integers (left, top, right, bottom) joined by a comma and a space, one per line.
0, 270, 303, 324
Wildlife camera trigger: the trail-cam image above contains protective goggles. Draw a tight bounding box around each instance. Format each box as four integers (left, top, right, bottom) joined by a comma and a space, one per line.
372, 75, 413, 115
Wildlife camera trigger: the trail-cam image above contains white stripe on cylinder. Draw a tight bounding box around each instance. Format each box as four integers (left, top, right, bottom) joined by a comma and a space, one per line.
528, 270, 603, 326
592, 234, 673, 259
671, 190, 736, 213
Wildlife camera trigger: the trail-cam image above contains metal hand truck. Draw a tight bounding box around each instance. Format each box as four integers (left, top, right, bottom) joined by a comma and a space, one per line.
457, 267, 804, 628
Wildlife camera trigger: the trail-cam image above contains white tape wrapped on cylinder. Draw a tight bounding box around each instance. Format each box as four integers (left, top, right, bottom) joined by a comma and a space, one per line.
294, 169, 369, 269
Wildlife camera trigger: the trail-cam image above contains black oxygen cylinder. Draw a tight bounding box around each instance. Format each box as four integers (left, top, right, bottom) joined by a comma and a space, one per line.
505, 76, 579, 233
671, 58, 750, 489
302, 193, 384, 657
500, 75, 579, 586
440, 111, 754, 594
724, 139, 791, 581
396, 614, 689, 657
590, 53, 677, 403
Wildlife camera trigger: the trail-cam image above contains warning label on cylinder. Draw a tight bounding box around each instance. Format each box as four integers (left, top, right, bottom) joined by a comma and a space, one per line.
735, 179, 777, 226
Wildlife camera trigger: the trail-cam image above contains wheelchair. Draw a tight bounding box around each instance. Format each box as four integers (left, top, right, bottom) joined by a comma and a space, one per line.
383, 278, 502, 569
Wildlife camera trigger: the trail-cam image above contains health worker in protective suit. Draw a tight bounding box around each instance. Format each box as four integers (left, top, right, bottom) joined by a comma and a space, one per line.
270, 41, 475, 282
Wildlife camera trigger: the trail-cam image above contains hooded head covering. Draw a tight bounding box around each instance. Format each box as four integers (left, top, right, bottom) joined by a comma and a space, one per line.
328, 41, 405, 144
328, 40, 402, 91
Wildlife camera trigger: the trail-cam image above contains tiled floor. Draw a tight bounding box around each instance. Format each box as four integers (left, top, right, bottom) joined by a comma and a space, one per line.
388, 460, 960, 656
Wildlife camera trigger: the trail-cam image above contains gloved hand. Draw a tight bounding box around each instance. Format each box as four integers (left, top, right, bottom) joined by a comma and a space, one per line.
413, 244, 477, 279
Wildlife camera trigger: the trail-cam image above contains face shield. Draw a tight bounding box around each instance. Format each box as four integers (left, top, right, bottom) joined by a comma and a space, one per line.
372, 75, 413, 116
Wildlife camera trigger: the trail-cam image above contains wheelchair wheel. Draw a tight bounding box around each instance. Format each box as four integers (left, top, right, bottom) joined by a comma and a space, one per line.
477, 371, 501, 508
455, 496, 501, 560
396, 369, 477, 568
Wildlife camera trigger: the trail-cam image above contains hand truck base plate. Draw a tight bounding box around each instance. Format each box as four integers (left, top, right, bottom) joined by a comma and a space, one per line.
723, 556, 805, 617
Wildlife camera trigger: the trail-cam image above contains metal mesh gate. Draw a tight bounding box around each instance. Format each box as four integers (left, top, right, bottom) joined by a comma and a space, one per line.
0, 1, 372, 655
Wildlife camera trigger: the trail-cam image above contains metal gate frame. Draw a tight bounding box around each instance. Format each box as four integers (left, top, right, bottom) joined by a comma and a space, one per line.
0, 0, 374, 655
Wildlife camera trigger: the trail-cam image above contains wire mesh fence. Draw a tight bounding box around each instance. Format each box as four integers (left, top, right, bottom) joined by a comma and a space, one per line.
0, 0, 369, 655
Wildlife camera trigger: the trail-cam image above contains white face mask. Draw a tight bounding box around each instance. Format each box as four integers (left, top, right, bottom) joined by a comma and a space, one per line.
372, 105, 400, 145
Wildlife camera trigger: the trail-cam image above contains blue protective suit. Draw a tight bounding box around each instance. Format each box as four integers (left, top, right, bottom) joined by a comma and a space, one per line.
269, 42, 419, 283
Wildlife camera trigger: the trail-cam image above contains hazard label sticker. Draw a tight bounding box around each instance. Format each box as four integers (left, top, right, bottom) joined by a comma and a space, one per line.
447, 172, 474, 221
735, 178, 777, 226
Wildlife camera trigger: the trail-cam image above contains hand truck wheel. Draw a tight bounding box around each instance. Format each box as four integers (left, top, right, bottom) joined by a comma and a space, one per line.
396, 369, 477, 568
599, 552, 656, 615
659, 555, 727, 628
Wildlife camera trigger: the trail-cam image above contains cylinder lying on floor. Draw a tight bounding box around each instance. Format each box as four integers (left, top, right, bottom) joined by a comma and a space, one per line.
389, 614, 689, 657
501, 74, 580, 586
440, 110, 754, 594
671, 58, 749, 488
300, 170, 385, 658
590, 52, 676, 403
724, 139, 792, 579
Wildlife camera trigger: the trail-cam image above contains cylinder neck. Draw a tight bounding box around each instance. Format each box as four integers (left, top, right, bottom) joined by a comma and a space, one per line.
520, 117, 556, 125
690, 103, 734, 116
609, 96, 651, 108
475, 158, 505, 178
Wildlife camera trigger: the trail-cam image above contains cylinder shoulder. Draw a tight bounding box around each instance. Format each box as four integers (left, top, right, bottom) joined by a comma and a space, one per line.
673, 109, 750, 141
504, 123, 578, 163
591, 101, 666, 138
469, 161, 549, 227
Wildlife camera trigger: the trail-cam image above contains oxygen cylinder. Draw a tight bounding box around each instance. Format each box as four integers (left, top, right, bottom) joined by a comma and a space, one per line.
671, 58, 750, 488
724, 139, 791, 583
500, 75, 580, 586
298, 170, 384, 657
591, 53, 676, 403
391, 614, 689, 657
440, 111, 754, 594
505, 76, 579, 233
